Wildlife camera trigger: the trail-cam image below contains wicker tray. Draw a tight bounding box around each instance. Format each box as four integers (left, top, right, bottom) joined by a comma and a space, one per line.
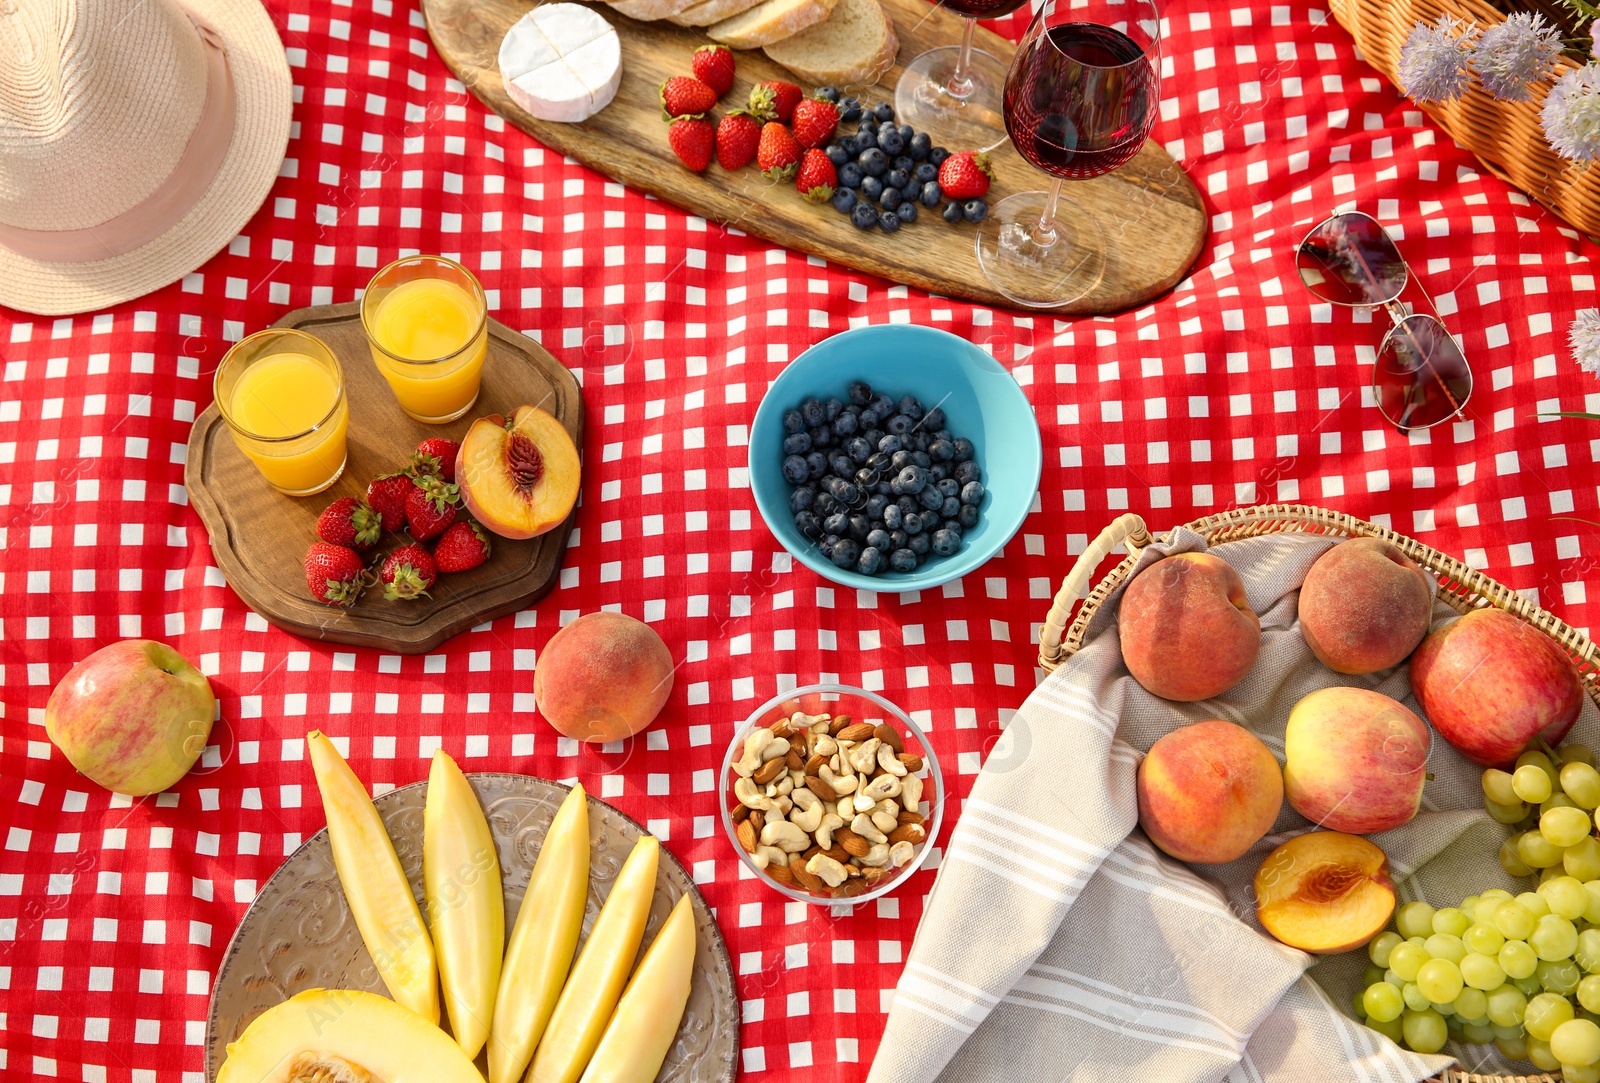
1036, 503, 1600, 1083
1327, 0, 1600, 239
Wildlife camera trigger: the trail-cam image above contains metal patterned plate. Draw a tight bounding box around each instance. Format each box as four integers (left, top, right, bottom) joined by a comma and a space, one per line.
205, 773, 737, 1082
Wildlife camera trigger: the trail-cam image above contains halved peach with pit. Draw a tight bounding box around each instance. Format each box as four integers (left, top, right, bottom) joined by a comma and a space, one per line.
456, 405, 581, 539
1254, 831, 1396, 953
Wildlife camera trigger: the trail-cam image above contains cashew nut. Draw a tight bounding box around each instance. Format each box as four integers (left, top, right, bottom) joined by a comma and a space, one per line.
835, 796, 855, 820
889, 840, 915, 868
852, 791, 877, 813
851, 813, 887, 844
818, 764, 858, 795
805, 853, 850, 888
847, 737, 881, 775
877, 743, 908, 777
871, 805, 900, 835
901, 773, 924, 812
814, 734, 838, 757
773, 795, 793, 816
761, 736, 791, 763
766, 774, 793, 797
735, 729, 773, 777
861, 773, 902, 802
860, 842, 891, 867
815, 812, 845, 849
735, 776, 774, 811
761, 819, 811, 853
754, 844, 788, 870
789, 788, 824, 833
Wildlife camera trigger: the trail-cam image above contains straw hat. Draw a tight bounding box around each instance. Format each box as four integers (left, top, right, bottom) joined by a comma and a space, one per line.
0, 0, 292, 316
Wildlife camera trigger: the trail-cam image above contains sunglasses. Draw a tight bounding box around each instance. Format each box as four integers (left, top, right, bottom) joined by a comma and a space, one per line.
1295, 211, 1473, 432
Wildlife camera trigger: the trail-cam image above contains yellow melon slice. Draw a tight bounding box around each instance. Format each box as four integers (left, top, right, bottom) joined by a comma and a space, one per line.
578, 894, 697, 1083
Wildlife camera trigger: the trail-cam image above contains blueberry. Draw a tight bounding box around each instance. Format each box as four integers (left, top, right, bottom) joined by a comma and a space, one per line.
858, 546, 885, 575
930, 464, 950, 483
809, 424, 831, 448
960, 480, 986, 506
847, 514, 871, 542
782, 454, 809, 484
911, 450, 931, 468
879, 211, 900, 233
889, 450, 914, 472
943, 200, 964, 223
859, 175, 884, 201
814, 491, 838, 516
903, 511, 924, 535
941, 519, 963, 538
908, 532, 931, 556
782, 431, 811, 455
890, 548, 918, 573
940, 496, 961, 519
889, 529, 909, 550
825, 398, 843, 420
897, 396, 923, 420
876, 128, 905, 156
818, 535, 836, 560
805, 451, 827, 479
845, 436, 871, 464
895, 465, 928, 492
863, 428, 885, 448
886, 413, 914, 436
929, 146, 949, 166
854, 467, 878, 490
932, 528, 961, 557
886, 168, 911, 191
909, 132, 932, 161
866, 450, 892, 472
794, 511, 822, 539
878, 434, 903, 455
929, 438, 955, 462
933, 428, 952, 442
789, 487, 816, 513
838, 96, 862, 122
918, 485, 944, 511
919, 182, 943, 209
856, 132, 880, 155
866, 527, 893, 551
816, 86, 840, 102
829, 538, 860, 568
848, 380, 873, 406
909, 162, 937, 186
923, 407, 945, 429
865, 497, 888, 522
896, 495, 919, 516
832, 409, 858, 435
897, 201, 918, 225
870, 393, 896, 416
953, 437, 975, 462
963, 199, 988, 223
837, 162, 863, 189
872, 101, 895, 122
859, 117, 877, 134
851, 202, 878, 230
953, 462, 980, 486
824, 142, 849, 168
892, 155, 915, 174
957, 503, 980, 528
828, 187, 855, 210
823, 512, 849, 536
858, 147, 888, 176
830, 454, 853, 477
783, 408, 805, 434
801, 398, 827, 426
938, 477, 960, 499
835, 481, 862, 505
882, 504, 902, 530
901, 178, 923, 200
880, 187, 902, 211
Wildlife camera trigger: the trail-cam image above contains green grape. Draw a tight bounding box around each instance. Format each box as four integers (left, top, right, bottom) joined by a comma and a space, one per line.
1432, 907, 1470, 937
1462, 1021, 1496, 1043
1565, 763, 1600, 810
1484, 768, 1521, 806
1491, 1022, 1525, 1041
1569, 744, 1600, 768
1520, 832, 1568, 870
1541, 958, 1584, 995
1367, 1016, 1403, 1043
1486, 983, 1528, 1026
1456, 987, 1489, 1020
1385, 968, 1404, 988
1402, 1008, 1448, 1054
1527, 991, 1577, 1040
1433, 999, 1456, 1016
1530, 1035, 1562, 1070
1363, 980, 1405, 1023
1417, 958, 1464, 1003
1497, 1033, 1530, 1060
1517, 974, 1546, 996
1364, 963, 1388, 986
1482, 888, 1517, 904
1544, 806, 1594, 848
1550, 1017, 1600, 1066
1424, 933, 1467, 963
1586, 882, 1600, 924
1390, 942, 1430, 982
1477, 896, 1506, 927
1368, 931, 1403, 968
1546, 793, 1581, 814
1502, 939, 1541, 980
1545, 876, 1592, 920
1396, 901, 1438, 940
1520, 891, 1554, 918
1567, 838, 1600, 881
1532, 914, 1581, 961
1581, 975, 1600, 1013
1564, 1063, 1600, 1083
1502, 838, 1536, 878
1580, 930, 1600, 973
1461, 952, 1507, 991
1520, 750, 1562, 787
1486, 798, 1529, 824
1465, 922, 1505, 955
1402, 982, 1432, 1012
1496, 901, 1538, 940
1516, 763, 1556, 804
1352, 989, 1368, 1018
1544, 866, 1570, 886
1462, 895, 1480, 920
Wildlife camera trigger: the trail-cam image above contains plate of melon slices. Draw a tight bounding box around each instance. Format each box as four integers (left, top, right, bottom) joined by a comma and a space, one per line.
206, 737, 736, 1083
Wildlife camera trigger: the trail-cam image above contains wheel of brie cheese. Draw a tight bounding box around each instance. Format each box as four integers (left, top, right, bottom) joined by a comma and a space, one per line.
497, 4, 622, 123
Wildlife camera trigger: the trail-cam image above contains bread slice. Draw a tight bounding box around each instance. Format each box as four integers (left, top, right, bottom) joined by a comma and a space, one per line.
669, 0, 766, 27
708, 0, 837, 49
763, 0, 897, 85
607, 0, 699, 20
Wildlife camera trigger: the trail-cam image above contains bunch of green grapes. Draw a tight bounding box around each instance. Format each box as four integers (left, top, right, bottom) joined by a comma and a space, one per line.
1353, 743, 1600, 1080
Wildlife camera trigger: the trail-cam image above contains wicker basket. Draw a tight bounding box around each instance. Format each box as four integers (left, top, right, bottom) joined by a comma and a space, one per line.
1035, 503, 1600, 1083
1327, 0, 1600, 239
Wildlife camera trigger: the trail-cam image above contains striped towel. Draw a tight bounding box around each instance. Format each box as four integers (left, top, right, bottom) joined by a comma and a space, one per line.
868, 527, 1600, 1083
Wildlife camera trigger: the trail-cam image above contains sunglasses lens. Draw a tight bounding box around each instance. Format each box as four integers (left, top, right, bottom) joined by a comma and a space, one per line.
1297, 214, 1408, 306
1374, 315, 1473, 430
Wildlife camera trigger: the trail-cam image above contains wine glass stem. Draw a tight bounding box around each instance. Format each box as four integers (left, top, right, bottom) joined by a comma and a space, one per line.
1031, 177, 1066, 248
945, 19, 978, 100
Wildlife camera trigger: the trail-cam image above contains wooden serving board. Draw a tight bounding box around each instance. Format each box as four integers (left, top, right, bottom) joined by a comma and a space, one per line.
421, 0, 1206, 315
185, 303, 584, 654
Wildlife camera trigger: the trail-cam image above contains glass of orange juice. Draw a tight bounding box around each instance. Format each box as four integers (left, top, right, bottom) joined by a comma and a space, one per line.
215, 329, 349, 496
361, 255, 488, 423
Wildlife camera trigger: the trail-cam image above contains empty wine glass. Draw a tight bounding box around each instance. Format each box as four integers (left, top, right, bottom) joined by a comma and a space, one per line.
892, 0, 1030, 152
975, 0, 1161, 308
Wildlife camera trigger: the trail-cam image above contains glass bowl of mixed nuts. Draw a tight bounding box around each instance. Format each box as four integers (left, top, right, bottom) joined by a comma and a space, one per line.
719, 683, 945, 907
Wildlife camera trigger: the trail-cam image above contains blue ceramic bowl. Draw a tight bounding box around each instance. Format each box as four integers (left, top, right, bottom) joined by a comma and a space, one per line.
748, 325, 1043, 591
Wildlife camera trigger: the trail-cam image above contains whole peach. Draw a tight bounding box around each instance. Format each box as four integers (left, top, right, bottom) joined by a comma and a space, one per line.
1297, 539, 1434, 675
1411, 608, 1584, 767
1282, 687, 1430, 834
1119, 552, 1261, 701
1137, 719, 1283, 864
534, 612, 675, 743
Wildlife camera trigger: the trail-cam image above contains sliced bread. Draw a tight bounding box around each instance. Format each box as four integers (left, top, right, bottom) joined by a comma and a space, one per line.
668, 0, 766, 27
708, 0, 837, 49
762, 0, 897, 85
607, 0, 700, 20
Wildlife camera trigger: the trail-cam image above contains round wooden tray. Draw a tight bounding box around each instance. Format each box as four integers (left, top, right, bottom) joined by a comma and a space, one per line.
204, 772, 737, 1083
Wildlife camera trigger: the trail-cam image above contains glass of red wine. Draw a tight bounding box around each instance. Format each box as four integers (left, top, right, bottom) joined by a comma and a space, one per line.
892, 0, 1030, 152
976, 0, 1161, 308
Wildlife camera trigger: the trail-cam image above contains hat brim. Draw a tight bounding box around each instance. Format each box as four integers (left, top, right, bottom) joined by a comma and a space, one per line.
0, 0, 293, 317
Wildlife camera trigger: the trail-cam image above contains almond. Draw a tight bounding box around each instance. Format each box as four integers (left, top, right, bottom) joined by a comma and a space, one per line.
834, 875, 869, 897
887, 822, 926, 846
749, 810, 766, 837
802, 845, 822, 862
897, 809, 925, 826
736, 818, 758, 853
874, 724, 905, 753
732, 803, 752, 823
835, 827, 870, 858
896, 753, 924, 772
769, 720, 793, 740
786, 747, 805, 772
828, 716, 851, 736
804, 753, 827, 776
753, 757, 786, 785
790, 855, 826, 893
819, 843, 852, 864
805, 777, 835, 803
837, 722, 876, 743
766, 860, 796, 885
861, 866, 886, 884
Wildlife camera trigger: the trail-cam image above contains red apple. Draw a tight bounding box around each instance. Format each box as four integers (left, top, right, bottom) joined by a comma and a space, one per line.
45, 640, 215, 795
1410, 609, 1583, 768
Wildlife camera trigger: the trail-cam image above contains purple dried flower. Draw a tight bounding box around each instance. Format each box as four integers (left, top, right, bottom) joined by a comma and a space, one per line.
1398, 15, 1480, 103
1474, 13, 1563, 100
1571, 309, 1600, 375
1543, 63, 1600, 163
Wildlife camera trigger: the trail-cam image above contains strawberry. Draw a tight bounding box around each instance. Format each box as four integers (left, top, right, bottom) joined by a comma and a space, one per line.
411, 437, 461, 483
692, 44, 736, 97
796, 149, 837, 203
748, 80, 801, 123
316, 497, 382, 553
380, 543, 436, 601
938, 151, 993, 199
660, 76, 718, 120
434, 520, 491, 573
668, 115, 715, 171
406, 475, 460, 542
304, 543, 367, 607
367, 471, 417, 532
790, 97, 839, 150
716, 110, 762, 170
756, 121, 801, 181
